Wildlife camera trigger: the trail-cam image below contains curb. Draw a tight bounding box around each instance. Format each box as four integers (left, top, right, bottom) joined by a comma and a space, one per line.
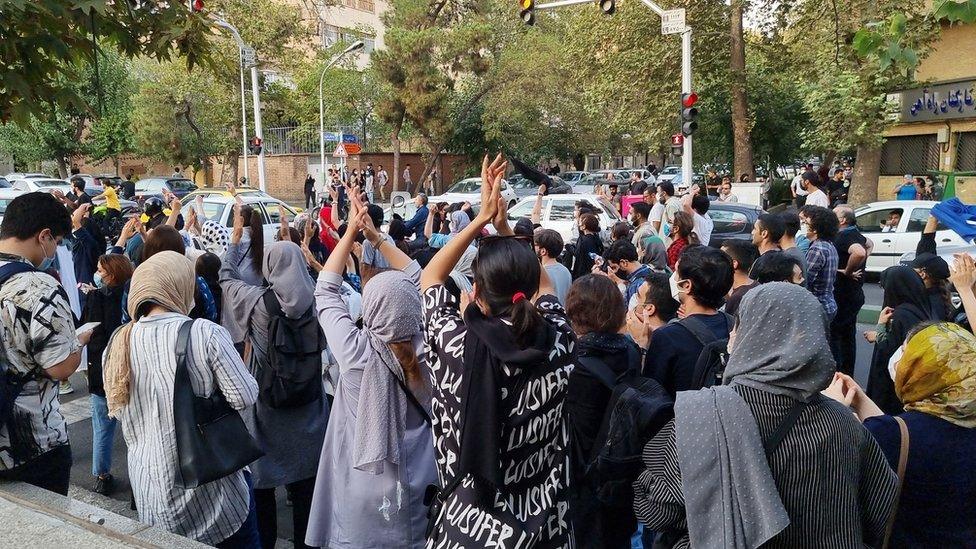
858, 305, 881, 326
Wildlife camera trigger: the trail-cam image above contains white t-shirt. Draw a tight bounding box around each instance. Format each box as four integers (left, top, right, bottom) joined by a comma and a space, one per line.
791, 174, 809, 197
649, 202, 665, 225
694, 212, 713, 247
804, 189, 830, 207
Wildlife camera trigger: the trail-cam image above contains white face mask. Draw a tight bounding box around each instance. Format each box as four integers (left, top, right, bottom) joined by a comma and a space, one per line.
669, 272, 684, 302
799, 222, 810, 236
888, 345, 905, 381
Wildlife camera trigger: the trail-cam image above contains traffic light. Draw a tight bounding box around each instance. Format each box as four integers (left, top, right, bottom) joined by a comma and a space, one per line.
681, 92, 699, 136
249, 137, 263, 155
190, 0, 204, 12
598, 0, 616, 15
519, 0, 535, 25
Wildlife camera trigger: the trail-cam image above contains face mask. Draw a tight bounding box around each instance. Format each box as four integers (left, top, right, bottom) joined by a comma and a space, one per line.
669, 272, 684, 302
36, 236, 57, 271
887, 345, 905, 381
93, 272, 106, 289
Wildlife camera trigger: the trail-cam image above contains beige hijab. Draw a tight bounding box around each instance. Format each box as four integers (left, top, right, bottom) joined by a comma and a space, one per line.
104, 251, 196, 417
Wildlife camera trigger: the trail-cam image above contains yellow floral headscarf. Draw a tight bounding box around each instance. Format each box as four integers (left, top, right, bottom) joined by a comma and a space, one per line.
895, 322, 976, 427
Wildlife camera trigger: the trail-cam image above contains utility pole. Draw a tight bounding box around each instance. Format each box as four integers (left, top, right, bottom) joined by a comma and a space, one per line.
533, 0, 694, 186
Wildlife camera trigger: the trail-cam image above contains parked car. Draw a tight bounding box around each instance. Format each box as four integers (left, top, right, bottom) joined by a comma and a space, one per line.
3, 172, 50, 181
574, 174, 629, 195
0, 177, 9, 189
855, 200, 970, 273
507, 194, 621, 244
510, 175, 573, 198
36, 184, 138, 212
656, 165, 682, 184
180, 194, 298, 245
706, 202, 764, 249
429, 177, 518, 209
134, 176, 198, 202
11, 178, 70, 192
560, 171, 589, 184
0, 189, 26, 224
185, 187, 271, 200
900, 244, 975, 309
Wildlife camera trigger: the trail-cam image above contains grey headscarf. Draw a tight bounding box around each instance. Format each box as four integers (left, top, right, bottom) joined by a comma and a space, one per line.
673, 283, 834, 549
353, 269, 426, 474
450, 210, 471, 234
263, 241, 316, 318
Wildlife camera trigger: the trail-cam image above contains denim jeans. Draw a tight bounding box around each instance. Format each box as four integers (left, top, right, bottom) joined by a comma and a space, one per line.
90, 394, 117, 477
216, 472, 261, 549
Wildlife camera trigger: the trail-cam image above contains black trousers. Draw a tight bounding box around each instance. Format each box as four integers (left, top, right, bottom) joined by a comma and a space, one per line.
0, 444, 72, 496
830, 286, 864, 376
304, 190, 315, 210
254, 476, 316, 549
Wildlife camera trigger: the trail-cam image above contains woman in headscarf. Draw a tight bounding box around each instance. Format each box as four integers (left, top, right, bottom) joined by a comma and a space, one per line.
865, 266, 935, 415
305, 191, 436, 548
421, 155, 576, 548
219, 204, 329, 549
103, 251, 260, 546
632, 282, 897, 549
824, 322, 976, 548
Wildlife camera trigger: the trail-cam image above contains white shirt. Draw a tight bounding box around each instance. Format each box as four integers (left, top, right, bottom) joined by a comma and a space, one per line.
805, 189, 830, 207
649, 202, 665, 225
791, 174, 809, 196
694, 212, 713, 247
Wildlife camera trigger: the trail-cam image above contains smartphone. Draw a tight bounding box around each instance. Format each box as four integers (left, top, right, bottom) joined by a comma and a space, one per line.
589, 252, 608, 272
75, 321, 100, 336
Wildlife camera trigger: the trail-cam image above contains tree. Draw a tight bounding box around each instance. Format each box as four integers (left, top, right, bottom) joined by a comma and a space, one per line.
0, 1, 213, 125
730, 0, 755, 179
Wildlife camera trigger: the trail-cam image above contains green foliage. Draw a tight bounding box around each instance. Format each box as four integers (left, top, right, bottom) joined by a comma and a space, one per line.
0, 0, 214, 125
934, 0, 976, 23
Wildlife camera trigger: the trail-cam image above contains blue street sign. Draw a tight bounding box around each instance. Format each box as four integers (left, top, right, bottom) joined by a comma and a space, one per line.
322, 131, 341, 142
342, 134, 359, 144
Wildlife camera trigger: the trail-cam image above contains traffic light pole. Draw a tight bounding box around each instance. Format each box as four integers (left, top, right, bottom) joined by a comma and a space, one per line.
535, 0, 693, 186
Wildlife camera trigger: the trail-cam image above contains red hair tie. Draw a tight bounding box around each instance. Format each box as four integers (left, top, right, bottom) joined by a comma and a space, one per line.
512, 292, 527, 304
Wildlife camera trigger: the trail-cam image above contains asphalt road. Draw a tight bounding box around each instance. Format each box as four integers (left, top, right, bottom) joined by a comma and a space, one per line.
58, 282, 886, 547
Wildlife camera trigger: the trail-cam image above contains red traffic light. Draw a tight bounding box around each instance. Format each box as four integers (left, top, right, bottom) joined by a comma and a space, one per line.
250, 137, 262, 146
681, 92, 698, 108
670, 133, 685, 147
191, 0, 204, 12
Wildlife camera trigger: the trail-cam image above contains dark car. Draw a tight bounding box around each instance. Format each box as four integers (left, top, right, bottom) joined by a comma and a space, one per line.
510, 175, 573, 197
133, 176, 197, 203
706, 201, 763, 249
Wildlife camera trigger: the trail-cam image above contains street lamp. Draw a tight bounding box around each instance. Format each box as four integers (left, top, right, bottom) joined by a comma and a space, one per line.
319, 40, 366, 190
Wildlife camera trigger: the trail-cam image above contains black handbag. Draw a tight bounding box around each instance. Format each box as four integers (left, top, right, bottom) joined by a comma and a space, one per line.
172, 320, 264, 489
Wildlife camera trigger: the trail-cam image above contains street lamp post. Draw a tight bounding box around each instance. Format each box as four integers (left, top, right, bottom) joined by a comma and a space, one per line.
319, 41, 366, 191
238, 48, 249, 185
535, 0, 694, 186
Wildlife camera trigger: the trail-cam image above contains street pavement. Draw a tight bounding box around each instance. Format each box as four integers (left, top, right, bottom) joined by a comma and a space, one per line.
57, 282, 886, 547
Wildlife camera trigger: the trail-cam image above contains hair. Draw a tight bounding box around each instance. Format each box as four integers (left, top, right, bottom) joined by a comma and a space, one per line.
835, 205, 856, 226
691, 194, 710, 215
514, 217, 535, 237
605, 239, 639, 263
566, 274, 626, 335
778, 210, 801, 240
71, 177, 86, 193
580, 213, 600, 234
388, 341, 422, 384
676, 245, 734, 309
657, 181, 675, 197
802, 171, 821, 189
367, 204, 384, 228
417, 193, 428, 205
534, 228, 564, 259
722, 240, 759, 274
388, 218, 412, 254
904, 320, 945, 345
241, 205, 264, 272
803, 205, 839, 241
630, 201, 651, 221
611, 221, 632, 242
141, 225, 186, 262
195, 252, 222, 313
751, 251, 803, 284
672, 211, 699, 245
0, 193, 71, 240
756, 213, 786, 242
472, 237, 543, 348
641, 271, 679, 321
97, 254, 134, 288
287, 227, 302, 243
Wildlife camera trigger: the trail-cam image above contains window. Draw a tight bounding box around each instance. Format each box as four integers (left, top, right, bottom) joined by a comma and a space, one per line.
958, 132, 976, 172
857, 208, 904, 233
264, 202, 296, 225
321, 24, 375, 52
549, 200, 577, 221
167, 179, 196, 192
880, 135, 939, 176
447, 179, 480, 193
137, 179, 166, 192
507, 200, 536, 221
342, 0, 375, 12
184, 202, 226, 226
708, 209, 749, 235
905, 207, 948, 232
0, 199, 13, 214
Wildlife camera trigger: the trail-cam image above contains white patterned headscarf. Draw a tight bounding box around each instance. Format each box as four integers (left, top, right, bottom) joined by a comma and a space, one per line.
201, 220, 230, 256
353, 269, 425, 474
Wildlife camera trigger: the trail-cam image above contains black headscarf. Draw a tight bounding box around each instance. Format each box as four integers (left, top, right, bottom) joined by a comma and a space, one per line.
510, 156, 553, 194
881, 265, 931, 317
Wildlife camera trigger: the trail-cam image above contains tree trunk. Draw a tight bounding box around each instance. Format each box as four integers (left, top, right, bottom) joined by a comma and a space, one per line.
418, 141, 442, 190
391, 120, 402, 192
226, 150, 240, 185
113, 156, 120, 176
849, 143, 881, 207
730, 1, 755, 181
56, 157, 68, 178
361, 115, 368, 153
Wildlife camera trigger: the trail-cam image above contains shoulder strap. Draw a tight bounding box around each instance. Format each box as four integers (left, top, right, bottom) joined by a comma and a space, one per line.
173, 320, 195, 389
0, 261, 37, 287
262, 290, 282, 317
678, 316, 719, 346
882, 416, 910, 549
763, 398, 811, 459
393, 374, 431, 426
577, 355, 620, 390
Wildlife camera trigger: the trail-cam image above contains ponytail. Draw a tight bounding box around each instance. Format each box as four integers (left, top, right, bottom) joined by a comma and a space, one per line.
936, 279, 953, 317
249, 209, 264, 273
509, 296, 544, 348
388, 340, 421, 385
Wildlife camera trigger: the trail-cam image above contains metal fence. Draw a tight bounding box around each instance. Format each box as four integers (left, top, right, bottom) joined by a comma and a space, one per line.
262, 125, 362, 156
880, 134, 939, 176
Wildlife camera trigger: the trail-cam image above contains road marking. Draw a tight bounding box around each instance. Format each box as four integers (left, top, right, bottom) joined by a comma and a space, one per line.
61, 397, 93, 426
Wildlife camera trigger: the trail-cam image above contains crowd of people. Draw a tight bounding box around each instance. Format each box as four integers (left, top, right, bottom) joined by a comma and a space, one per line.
0, 152, 974, 549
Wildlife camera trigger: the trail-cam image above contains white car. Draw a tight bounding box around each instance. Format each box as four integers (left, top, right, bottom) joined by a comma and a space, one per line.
0, 189, 26, 224
3, 172, 50, 181
429, 177, 518, 209
507, 194, 621, 244
855, 200, 970, 273
656, 166, 681, 184
180, 194, 299, 245
10, 178, 68, 192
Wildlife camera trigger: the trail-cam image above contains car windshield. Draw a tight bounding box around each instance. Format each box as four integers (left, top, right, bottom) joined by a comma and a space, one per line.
662, 167, 680, 174
136, 179, 166, 192
507, 200, 537, 220
0, 198, 14, 214
446, 178, 481, 194
167, 179, 196, 191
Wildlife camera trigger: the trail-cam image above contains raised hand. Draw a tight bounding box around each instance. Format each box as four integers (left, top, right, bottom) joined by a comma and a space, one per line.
231, 196, 245, 243
358, 208, 381, 244
951, 253, 976, 291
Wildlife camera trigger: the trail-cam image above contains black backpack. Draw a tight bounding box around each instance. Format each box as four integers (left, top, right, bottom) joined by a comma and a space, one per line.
577, 346, 674, 509
0, 262, 46, 440
258, 291, 326, 409
677, 313, 734, 389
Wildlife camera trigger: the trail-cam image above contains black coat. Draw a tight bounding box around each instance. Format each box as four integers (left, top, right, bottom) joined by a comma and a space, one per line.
81, 285, 126, 397
572, 233, 604, 280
